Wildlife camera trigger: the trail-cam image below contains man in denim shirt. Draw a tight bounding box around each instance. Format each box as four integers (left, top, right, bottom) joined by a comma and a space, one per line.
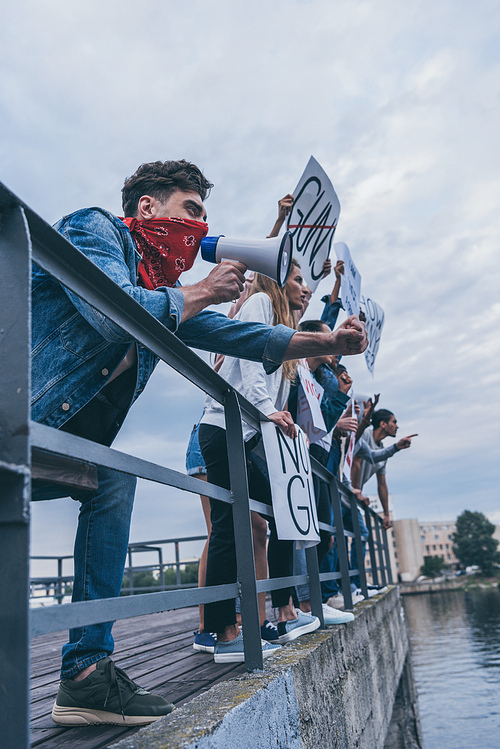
33, 160, 368, 726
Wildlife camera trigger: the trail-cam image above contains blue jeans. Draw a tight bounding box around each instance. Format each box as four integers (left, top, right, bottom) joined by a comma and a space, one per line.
32, 371, 137, 679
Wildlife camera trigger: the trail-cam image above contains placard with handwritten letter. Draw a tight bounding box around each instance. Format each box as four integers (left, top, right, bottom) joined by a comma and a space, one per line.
334, 241, 361, 317
296, 360, 327, 443
287, 156, 341, 292
360, 295, 385, 376
261, 422, 320, 545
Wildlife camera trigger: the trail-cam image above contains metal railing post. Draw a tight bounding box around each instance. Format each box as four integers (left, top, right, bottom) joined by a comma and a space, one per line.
363, 509, 379, 586
349, 497, 369, 598
56, 557, 63, 604
127, 549, 134, 593
158, 548, 165, 588
0, 203, 31, 749
224, 390, 262, 670
381, 525, 394, 585
305, 546, 324, 625
330, 480, 353, 609
175, 542, 181, 587
373, 519, 388, 587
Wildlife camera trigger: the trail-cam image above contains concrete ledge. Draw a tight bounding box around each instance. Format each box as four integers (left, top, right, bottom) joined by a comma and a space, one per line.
111, 587, 413, 749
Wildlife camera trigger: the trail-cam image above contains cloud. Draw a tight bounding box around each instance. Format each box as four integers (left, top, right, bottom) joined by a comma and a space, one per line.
3, 0, 499, 562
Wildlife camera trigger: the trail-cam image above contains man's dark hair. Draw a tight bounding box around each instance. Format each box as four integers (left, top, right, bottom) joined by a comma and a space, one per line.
298, 319, 327, 333
372, 409, 394, 429
121, 160, 213, 217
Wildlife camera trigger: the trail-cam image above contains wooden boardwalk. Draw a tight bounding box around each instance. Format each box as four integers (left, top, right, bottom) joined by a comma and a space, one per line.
30, 606, 246, 748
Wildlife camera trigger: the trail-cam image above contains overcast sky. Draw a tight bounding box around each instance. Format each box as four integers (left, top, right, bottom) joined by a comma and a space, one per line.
2, 0, 499, 571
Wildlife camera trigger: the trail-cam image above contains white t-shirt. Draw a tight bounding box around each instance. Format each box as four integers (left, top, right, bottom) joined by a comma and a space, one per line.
201, 293, 290, 441
358, 426, 387, 488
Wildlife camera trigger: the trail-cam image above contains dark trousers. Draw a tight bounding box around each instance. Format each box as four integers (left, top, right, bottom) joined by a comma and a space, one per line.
199, 424, 294, 633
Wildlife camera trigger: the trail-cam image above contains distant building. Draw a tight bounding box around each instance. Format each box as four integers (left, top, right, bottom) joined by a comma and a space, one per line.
419, 521, 459, 568
359, 498, 500, 584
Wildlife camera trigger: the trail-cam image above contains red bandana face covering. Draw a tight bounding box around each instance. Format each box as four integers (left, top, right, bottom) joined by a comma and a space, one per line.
121, 217, 208, 289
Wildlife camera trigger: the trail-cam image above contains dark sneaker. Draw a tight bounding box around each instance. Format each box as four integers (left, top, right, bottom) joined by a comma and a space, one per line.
277, 611, 320, 643
193, 630, 216, 653
51, 657, 174, 726
260, 619, 280, 642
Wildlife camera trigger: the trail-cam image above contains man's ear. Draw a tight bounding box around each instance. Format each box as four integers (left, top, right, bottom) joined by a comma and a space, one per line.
136, 195, 156, 220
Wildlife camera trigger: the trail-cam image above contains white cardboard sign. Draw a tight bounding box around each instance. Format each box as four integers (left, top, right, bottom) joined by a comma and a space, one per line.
360, 295, 385, 376
334, 242, 361, 317
261, 422, 320, 545
296, 361, 327, 443
342, 393, 356, 483
287, 156, 341, 292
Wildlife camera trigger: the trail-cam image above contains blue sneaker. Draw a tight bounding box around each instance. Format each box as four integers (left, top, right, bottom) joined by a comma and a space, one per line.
213, 632, 281, 663
260, 619, 279, 641
277, 610, 320, 643
193, 631, 216, 654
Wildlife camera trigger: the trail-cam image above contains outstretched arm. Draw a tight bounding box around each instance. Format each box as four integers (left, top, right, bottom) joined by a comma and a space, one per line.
284, 315, 368, 360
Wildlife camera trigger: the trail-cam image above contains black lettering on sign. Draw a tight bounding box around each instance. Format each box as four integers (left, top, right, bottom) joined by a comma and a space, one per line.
275, 426, 319, 536
287, 475, 310, 535
276, 427, 300, 474
288, 177, 338, 282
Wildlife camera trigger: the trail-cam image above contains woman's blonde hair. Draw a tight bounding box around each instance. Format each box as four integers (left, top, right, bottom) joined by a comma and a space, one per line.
247, 259, 301, 380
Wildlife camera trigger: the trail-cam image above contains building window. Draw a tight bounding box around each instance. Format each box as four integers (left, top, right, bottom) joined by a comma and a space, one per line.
421, 536, 426, 542
434, 534, 439, 541
439, 545, 443, 550
426, 546, 430, 553
433, 545, 436, 550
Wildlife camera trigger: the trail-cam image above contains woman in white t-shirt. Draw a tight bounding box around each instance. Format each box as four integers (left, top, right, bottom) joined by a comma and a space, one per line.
198, 261, 321, 663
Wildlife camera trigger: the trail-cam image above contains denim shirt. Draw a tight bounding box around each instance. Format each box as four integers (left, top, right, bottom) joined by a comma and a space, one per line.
31, 207, 294, 432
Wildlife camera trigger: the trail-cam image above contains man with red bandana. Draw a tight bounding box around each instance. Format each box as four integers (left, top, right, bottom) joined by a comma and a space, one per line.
31, 160, 368, 727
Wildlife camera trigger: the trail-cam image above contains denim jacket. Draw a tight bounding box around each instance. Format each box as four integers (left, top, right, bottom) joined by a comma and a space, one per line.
31, 208, 294, 432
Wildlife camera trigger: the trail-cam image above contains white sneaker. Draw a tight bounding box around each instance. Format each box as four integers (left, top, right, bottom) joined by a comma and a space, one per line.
346, 591, 365, 606
322, 603, 355, 625
326, 594, 345, 610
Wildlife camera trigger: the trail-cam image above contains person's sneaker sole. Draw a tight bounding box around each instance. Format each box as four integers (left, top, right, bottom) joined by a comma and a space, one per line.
193, 642, 215, 653
214, 646, 278, 664
277, 616, 320, 643
51, 703, 173, 726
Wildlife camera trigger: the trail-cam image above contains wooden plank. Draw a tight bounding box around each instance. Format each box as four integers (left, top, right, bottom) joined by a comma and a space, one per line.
29, 605, 264, 747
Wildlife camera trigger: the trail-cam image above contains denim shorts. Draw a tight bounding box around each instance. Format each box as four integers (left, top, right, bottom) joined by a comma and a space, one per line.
185, 422, 207, 476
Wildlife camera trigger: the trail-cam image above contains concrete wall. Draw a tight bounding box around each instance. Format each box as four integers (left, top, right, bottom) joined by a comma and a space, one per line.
111, 587, 422, 749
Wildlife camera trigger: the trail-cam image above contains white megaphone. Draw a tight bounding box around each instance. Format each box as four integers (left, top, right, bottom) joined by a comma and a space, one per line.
201, 231, 293, 288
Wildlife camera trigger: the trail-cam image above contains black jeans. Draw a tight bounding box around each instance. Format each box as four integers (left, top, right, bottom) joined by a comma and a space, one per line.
199, 424, 294, 633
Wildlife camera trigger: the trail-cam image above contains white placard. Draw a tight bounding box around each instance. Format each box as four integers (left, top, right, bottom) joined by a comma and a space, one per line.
342, 394, 356, 483
287, 156, 341, 292
261, 422, 320, 545
334, 242, 361, 316
360, 295, 385, 376
296, 361, 327, 443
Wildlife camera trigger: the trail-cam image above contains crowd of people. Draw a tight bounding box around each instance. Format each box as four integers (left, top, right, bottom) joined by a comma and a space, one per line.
30, 158, 413, 727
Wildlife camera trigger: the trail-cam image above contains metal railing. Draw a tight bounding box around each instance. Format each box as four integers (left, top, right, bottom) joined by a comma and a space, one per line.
0, 181, 392, 748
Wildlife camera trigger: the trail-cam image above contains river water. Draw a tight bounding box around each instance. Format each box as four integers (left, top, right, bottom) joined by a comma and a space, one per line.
403, 588, 500, 749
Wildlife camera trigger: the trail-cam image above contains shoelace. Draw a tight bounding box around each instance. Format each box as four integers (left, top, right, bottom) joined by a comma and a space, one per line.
102, 660, 139, 720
